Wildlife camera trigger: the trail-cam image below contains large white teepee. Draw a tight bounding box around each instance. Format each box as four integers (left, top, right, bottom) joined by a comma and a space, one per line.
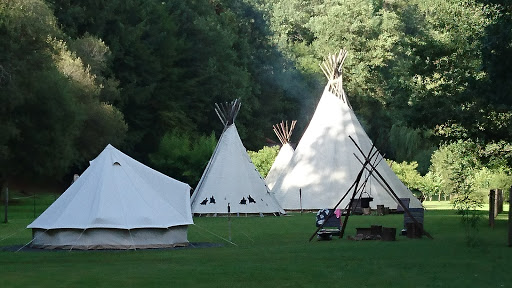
191, 99, 284, 216
265, 120, 296, 190
271, 50, 422, 211
27, 144, 193, 249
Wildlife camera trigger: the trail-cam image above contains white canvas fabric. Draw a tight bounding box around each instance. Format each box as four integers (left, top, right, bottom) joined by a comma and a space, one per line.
27, 144, 193, 249
265, 143, 294, 190
191, 124, 284, 215
30, 227, 188, 250
271, 86, 422, 210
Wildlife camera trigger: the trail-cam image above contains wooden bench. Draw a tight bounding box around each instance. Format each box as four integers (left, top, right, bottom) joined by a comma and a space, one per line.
316, 209, 342, 240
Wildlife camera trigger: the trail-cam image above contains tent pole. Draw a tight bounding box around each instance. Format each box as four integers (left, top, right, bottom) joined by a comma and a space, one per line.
228, 203, 232, 242
348, 136, 434, 239
338, 148, 378, 239
308, 144, 376, 242
299, 188, 302, 215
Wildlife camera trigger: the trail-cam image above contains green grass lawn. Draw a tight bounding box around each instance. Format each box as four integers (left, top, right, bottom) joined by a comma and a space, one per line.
1, 195, 511, 288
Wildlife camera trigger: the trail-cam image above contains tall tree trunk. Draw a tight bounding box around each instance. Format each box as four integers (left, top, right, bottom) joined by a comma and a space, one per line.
2, 180, 7, 223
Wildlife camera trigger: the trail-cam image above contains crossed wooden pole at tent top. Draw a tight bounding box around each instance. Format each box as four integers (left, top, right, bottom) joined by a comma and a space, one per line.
320, 49, 348, 102
215, 98, 241, 129
273, 120, 297, 145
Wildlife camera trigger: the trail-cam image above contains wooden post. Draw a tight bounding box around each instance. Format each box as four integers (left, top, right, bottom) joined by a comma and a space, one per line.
508, 187, 511, 247
33, 191, 36, 218
496, 189, 503, 215
228, 203, 231, 242
494, 189, 499, 217
299, 188, 303, 215
489, 189, 495, 228
3, 184, 8, 223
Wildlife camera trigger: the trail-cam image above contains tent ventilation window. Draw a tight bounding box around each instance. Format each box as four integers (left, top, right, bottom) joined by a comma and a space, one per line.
113, 162, 121, 166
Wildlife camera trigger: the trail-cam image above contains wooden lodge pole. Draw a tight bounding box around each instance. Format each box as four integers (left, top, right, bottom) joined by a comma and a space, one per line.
308, 147, 378, 242
348, 136, 434, 239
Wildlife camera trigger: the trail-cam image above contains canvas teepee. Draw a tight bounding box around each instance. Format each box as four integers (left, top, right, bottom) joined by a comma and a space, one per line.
265, 120, 297, 190
27, 144, 193, 249
191, 99, 284, 216
271, 49, 422, 211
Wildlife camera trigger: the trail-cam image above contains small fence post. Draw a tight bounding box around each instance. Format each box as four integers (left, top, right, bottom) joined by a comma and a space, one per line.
489, 189, 495, 228
508, 187, 511, 247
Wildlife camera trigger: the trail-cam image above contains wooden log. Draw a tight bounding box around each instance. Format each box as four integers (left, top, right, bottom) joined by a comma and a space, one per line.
381, 227, 396, 241
371, 225, 382, 236
489, 189, 495, 228
356, 227, 371, 237
377, 205, 384, 216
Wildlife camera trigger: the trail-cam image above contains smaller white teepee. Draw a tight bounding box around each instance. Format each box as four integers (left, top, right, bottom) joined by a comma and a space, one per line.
191, 99, 284, 216
265, 120, 297, 190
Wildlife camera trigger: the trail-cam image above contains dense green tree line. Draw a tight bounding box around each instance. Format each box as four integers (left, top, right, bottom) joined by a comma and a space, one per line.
264, 0, 511, 159
0, 0, 126, 190
0, 0, 511, 191
261, 0, 511, 219
49, 0, 303, 154
1, 0, 303, 188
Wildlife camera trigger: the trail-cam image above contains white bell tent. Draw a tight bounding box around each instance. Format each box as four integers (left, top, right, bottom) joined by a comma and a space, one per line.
27, 144, 194, 249
271, 50, 422, 211
191, 99, 284, 216
265, 120, 297, 190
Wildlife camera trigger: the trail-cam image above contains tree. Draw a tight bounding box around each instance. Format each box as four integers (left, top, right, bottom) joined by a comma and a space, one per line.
388, 124, 436, 174
429, 140, 483, 245
389, 160, 423, 198
0, 0, 81, 186
389, 0, 504, 144
0, 0, 126, 189
49, 0, 302, 156
473, 167, 512, 203
248, 146, 280, 178
420, 171, 444, 201
149, 131, 216, 187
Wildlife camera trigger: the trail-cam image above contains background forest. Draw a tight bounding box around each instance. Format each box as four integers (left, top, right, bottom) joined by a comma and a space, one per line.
1, 0, 511, 200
